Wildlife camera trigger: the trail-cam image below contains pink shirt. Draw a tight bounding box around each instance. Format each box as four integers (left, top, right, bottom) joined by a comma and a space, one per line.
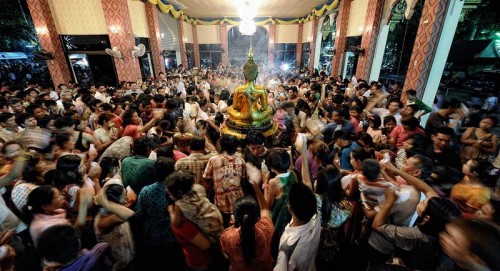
29, 209, 70, 245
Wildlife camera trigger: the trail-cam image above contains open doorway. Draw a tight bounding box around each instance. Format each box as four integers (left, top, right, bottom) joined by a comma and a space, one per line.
68, 53, 117, 88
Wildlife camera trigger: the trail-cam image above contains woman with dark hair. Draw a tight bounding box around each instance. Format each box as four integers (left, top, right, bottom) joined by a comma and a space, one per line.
314, 165, 353, 270
94, 113, 118, 150
98, 157, 120, 186
94, 179, 136, 271
11, 154, 46, 216
263, 149, 296, 258
122, 109, 162, 140
389, 115, 425, 148
450, 159, 492, 217
220, 166, 274, 271
372, 162, 462, 270
460, 115, 498, 163
25, 185, 93, 245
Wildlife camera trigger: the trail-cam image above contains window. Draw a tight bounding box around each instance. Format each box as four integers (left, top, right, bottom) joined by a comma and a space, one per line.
199, 44, 222, 69
274, 43, 297, 68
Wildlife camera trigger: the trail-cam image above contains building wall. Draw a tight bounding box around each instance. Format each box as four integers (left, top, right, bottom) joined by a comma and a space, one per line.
302, 20, 313, 43
47, 0, 108, 34
182, 21, 193, 43
128, 0, 149, 38
276, 24, 299, 43
346, 0, 369, 37
197, 25, 220, 44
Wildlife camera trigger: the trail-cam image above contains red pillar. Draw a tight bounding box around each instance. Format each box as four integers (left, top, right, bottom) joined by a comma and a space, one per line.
296, 23, 304, 68
268, 24, 276, 68
26, 0, 71, 86
192, 24, 200, 68
331, 0, 352, 77
145, 2, 166, 76
220, 24, 229, 66
177, 18, 188, 68
101, 0, 141, 82
403, 0, 451, 96
308, 17, 318, 71
356, 0, 384, 81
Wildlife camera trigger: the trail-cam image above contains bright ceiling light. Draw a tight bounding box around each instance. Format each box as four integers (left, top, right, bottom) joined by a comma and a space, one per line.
239, 18, 256, 36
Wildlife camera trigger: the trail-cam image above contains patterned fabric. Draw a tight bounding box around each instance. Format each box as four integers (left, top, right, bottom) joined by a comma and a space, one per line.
135, 182, 175, 245
395, 149, 407, 170
11, 180, 39, 213
94, 209, 135, 271
175, 184, 223, 244
202, 153, 245, 214
175, 152, 216, 184
98, 136, 133, 163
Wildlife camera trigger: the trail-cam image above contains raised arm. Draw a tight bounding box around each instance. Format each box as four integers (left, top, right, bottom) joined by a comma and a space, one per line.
383, 162, 437, 199
297, 133, 313, 190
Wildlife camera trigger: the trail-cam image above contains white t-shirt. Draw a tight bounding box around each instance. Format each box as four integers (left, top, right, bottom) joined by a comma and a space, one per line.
275, 213, 321, 271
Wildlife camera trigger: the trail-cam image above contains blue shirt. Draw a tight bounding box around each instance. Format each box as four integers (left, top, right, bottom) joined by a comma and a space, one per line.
339, 142, 359, 171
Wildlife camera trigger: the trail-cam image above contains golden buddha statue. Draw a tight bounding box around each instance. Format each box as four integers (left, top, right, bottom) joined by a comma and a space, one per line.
222, 47, 277, 139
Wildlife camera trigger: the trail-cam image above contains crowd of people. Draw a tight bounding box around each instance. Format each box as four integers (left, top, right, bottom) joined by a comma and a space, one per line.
0, 62, 498, 271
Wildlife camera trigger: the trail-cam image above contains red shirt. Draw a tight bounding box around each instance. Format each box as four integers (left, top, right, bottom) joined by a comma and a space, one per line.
390, 125, 425, 148
171, 217, 211, 269
122, 125, 141, 140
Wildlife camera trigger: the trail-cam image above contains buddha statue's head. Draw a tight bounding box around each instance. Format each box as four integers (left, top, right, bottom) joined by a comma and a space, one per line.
243, 46, 258, 83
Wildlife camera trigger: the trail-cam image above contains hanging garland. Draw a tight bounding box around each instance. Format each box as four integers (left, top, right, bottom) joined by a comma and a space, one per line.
139, 0, 340, 25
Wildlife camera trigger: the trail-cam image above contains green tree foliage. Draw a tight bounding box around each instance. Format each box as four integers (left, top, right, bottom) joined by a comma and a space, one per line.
0, 0, 38, 51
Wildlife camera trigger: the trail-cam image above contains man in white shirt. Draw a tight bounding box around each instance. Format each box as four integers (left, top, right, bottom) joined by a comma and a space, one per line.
267, 74, 281, 90
94, 83, 110, 103
275, 182, 320, 271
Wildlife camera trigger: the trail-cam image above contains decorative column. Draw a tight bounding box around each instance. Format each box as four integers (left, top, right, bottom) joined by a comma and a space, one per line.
192, 24, 200, 68
145, 2, 166, 76
268, 23, 276, 68
403, 0, 451, 97
101, 0, 141, 82
220, 23, 229, 66
177, 17, 188, 68
26, 0, 71, 86
308, 17, 318, 71
356, 0, 384, 80
296, 23, 304, 67
330, 0, 351, 76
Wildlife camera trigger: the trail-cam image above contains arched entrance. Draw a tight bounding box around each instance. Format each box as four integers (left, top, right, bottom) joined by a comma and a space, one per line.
228, 26, 268, 67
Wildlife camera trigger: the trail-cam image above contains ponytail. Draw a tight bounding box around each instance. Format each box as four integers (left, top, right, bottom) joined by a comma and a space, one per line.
241, 214, 256, 265
233, 196, 259, 266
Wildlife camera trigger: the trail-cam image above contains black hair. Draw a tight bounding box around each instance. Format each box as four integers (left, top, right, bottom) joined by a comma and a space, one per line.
220, 134, 239, 155
37, 225, 81, 266
316, 166, 343, 223
267, 149, 291, 173
15, 112, 33, 127
54, 133, 72, 148
189, 136, 205, 151
369, 115, 382, 128
401, 115, 419, 130
434, 126, 454, 136
153, 157, 175, 183
164, 170, 195, 199
133, 136, 153, 157
99, 157, 120, 184
361, 159, 380, 181
351, 147, 374, 161
289, 182, 317, 223
53, 154, 83, 189
97, 113, 112, 126
24, 185, 55, 222
122, 109, 137, 127
418, 197, 461, 236
233, 195, 259, 266
246, 131, 265, 146
411, 154, 433, 180
0, 112, 14, 123
105, 184, 125, 204
54, 116, 75, 129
